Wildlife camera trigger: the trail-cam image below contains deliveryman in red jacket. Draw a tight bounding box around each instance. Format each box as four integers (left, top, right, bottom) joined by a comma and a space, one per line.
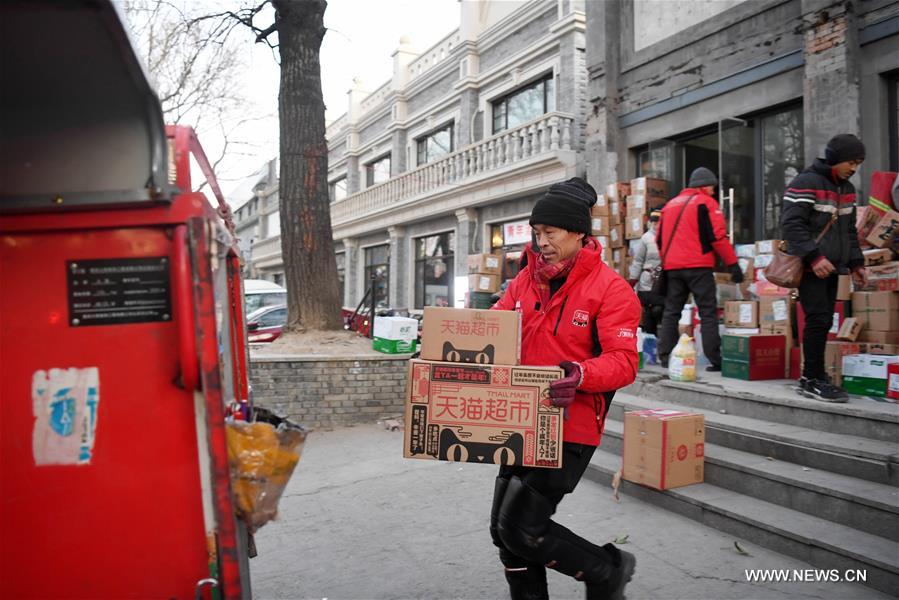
656, 167, 742, 371
491, 177, 641, 600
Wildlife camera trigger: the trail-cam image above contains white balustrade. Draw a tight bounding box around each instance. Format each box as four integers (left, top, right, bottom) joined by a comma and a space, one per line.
330, 112, 574, 225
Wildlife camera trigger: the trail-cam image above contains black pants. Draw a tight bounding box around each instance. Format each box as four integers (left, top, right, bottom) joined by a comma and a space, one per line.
798, 272, 838, 380
490, 443, 616, 597
658, 268, 721, 366
637, 291, 665, 336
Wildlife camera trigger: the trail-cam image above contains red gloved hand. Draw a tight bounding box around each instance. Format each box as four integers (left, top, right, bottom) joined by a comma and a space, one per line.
549, 361, 582, 409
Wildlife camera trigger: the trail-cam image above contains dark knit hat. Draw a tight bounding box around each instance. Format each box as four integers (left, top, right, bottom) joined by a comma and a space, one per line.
688, 167, 718, 188
649, 210, 661, 222
824, 134, 866, 165
529, 177, 597, 234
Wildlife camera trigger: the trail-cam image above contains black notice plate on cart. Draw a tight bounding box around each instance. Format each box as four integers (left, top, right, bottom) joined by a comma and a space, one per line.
67, 257, 172, 327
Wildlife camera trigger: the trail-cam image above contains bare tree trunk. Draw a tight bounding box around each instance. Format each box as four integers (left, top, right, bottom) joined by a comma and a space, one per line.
273, 0, 342, 332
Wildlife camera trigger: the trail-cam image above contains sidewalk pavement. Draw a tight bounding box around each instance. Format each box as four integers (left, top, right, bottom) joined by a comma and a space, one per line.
249, 423, 891, 600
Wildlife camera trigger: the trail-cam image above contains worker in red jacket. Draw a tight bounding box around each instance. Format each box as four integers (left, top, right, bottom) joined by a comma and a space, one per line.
656, 167, 742, 371
491, 177, 641, 600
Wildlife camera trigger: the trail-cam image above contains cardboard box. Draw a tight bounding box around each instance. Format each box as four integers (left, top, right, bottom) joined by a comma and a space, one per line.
403, 360, 564, 467
609, 225, 625, 249
863, 248, 893, 266
722, 334, 787, 380
606, 182, 631, 204
850, 292, 899, 331
591, 201, 611, 217
630, 177, 669, 200
738, 257, 755, 283
797, 301, 845, 342
837, 274, 852, 301
755, 239, 781, 255
759, 296, 791, 335
622, 409, 704, 491
857, 330, 899, 345
468, 253, 503, 276
626, 195, 646, 214
735, 244, 756, 259
610, 200, 622, 220
626, 213, 646, 239
590, 215, 613, 236
724, 301, 758, 328
468, 274, 500, 293
420, 307, 521, 365
753, 254, 774, 270
790, 346, 801, 380
842, 354, 899, 397
824, 341, 863, 385
754, 268, 792, 297
859, 261, 899, 292
888, 363, 899, 401
373, 316, 418, 354
836, 317, 862, 341
865, 209, 899, 249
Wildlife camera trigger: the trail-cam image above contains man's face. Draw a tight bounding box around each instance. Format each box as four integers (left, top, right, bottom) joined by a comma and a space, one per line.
833, 159, 863, 181
532, 224, 584, 264
701, 185, 716, 198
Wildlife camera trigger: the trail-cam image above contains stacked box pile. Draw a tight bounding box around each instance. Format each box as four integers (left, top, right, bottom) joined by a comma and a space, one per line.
467, 253, 503, 308
404, 307, 565, 467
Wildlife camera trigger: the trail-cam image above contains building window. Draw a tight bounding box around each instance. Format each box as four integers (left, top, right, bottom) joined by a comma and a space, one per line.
889, 73, 899, 172
760, 106, 803, 239
414, 232, 455, 309
366, 154, 391, 187
336, 251, 346, 305
272, 273, 284, 287
330, 177, 347, 203
490, 219, 531, 282
266, 210, 281, 238
364, 244, 390, 309
417, 123, 454, 166
492, 74, 555, 134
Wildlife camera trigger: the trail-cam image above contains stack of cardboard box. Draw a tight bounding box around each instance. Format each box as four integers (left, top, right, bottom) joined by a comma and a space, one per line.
403, 307, 565, 466
594, 183, 628, 274
467, 253, 503, 308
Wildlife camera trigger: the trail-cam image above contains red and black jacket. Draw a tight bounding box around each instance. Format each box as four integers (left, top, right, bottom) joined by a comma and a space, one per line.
656, 188, 738, 270
781, 159, 864, 271
492, 241, 641, 446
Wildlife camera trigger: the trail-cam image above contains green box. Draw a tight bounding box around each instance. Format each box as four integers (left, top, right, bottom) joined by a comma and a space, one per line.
468, 291, 495, 309
373, 337, 417, 354
721, 359, 750, 380
841, 375, 887, 397
721, 335, 751, 360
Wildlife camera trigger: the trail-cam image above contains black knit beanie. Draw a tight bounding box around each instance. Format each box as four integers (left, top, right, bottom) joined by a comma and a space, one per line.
529, 177, 597, 234
824, 134, 866, 165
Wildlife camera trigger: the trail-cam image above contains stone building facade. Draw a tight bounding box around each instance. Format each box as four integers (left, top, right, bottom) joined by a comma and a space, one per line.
264, 0, 590, 311
585, 0, 899, 245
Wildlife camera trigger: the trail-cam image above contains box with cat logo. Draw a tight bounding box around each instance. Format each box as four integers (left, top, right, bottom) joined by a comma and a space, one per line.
420, 307, 521, 365
403, 359, 563, 468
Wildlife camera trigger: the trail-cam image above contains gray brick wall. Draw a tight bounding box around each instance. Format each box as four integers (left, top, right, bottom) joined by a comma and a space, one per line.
406, 69, 460, 117
479, 6, 558, 72
359, 112, 393, 147
250, 356, 409, 429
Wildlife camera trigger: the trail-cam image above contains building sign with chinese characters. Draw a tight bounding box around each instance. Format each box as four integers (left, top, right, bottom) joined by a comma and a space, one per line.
503, 220, 532, 246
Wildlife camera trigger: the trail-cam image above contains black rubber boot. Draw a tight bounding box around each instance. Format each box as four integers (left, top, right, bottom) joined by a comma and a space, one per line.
504, 564, 549, 600
584, 543, 636, 600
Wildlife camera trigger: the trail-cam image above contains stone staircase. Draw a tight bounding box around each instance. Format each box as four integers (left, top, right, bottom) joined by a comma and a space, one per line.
586, 368, 899, 596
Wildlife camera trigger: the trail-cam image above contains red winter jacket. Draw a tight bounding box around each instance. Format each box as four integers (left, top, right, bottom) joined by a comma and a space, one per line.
656, 188, 738, 269
492, 241, 641, 446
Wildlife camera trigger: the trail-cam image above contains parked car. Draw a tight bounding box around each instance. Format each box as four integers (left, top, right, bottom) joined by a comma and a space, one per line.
246, 304, 287, 344
243, 279, 286, 315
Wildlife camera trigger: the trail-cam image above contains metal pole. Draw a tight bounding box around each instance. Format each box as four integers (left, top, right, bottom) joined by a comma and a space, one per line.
729, 188, 735, 243
369, 271, 377, 339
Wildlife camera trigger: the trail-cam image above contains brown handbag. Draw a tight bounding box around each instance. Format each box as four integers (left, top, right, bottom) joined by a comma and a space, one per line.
766, 213, 837, 288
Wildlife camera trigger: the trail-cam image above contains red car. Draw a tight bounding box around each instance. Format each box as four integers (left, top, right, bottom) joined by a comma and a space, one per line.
246, 304, 287, 344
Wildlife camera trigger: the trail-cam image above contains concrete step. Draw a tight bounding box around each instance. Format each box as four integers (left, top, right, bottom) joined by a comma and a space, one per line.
624, 369, 899, 444
585, 449, 899, 597
609, 392, 899, 486
602, 418, 899, 542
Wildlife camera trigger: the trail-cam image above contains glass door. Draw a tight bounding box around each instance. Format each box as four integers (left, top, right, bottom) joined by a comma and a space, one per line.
719, 117, 755, 244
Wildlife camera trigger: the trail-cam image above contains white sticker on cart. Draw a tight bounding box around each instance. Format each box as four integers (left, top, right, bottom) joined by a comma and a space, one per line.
32, 367, 100, 466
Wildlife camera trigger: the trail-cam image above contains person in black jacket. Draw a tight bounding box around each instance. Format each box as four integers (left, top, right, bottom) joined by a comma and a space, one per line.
781, 134, 868, 402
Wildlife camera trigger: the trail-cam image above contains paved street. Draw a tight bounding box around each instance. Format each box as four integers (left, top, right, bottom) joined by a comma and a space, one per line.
249, 424, 890, 600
